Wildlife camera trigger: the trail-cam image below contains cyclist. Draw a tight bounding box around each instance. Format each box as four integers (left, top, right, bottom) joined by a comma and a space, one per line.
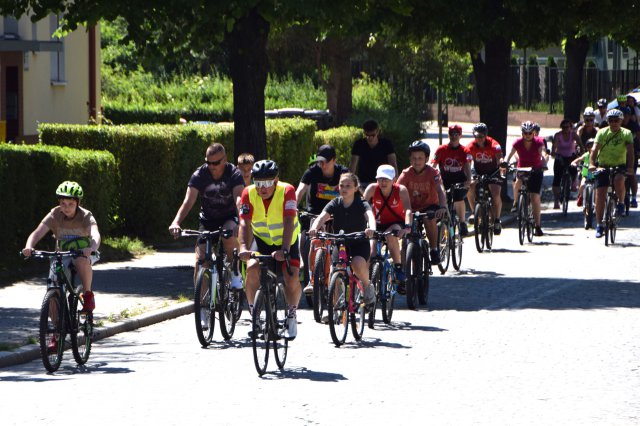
465, 123, 504, 234
363, 165, 412, 284
237, 152, 255, 187
296, 144, 349, 294
504, 121, 546, 236
432, 124, 472, 236
590, 109, 635, 238
22, 181, 101, 314
350, 119, 398, 191
594, 98, 609, 128
238, 160, 301, 339
169, 143, 244, 289
397, 140, 447, 265
625, 95, 640, 122
578, 108, 598, 149
621, 107, 640, 208
551, 119, 583, 209
308, 172, 377, 305
571, 138, 595, 207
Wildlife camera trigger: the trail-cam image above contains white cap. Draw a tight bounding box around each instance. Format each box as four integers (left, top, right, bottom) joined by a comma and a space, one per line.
375, 164, 395, 180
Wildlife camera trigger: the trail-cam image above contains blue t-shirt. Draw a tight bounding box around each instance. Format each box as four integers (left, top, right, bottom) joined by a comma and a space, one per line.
188, 162, 244, 224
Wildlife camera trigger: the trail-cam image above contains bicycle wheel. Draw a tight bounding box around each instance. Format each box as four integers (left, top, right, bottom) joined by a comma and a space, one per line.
437, 218, 450, 274
605, 196, 616, 246
624, 179, 631, 216
273, 283, 289, 370
404, 242, 420, 310
71, 285, 92, 365
327, 271, 348, 346
474, 203, 485, 253
251, 289, 270, 376
526, 198, 534, 243
368, 261, 382, 329
485, 202, 494, 250
218, 268, 237, 341
381, 262, 396, 323
517, 193, 526, 246
312, 249, 327, 323
451, 219, 463, 271
302, 237, 313, 308
194, 268, 215, 347
39, 289, 65, 373
350, 281, 366, 341
584, 185, 594, 230
418, 240, 430, 306
561, 174, 570, 215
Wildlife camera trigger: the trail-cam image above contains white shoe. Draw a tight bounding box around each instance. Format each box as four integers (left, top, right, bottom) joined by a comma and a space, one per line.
230, 274, 243, 289
303, 283, 314, 295
285, 316, 297, 340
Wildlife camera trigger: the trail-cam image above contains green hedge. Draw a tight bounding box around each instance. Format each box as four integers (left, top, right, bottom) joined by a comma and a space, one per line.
104, 102, 233, 125
313, 126, 362, 168
0, 144, 117, 262
265, 118, 316, 187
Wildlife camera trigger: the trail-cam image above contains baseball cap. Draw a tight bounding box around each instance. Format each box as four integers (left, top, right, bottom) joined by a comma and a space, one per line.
316, 145, 336, 162
375, 164, 395, 180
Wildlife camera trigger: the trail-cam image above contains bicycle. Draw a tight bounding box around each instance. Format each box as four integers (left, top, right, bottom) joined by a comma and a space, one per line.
579, 164, 596, 230
181, 228, 244, 347
298, 211, 316, 308
512, 167, 536, 245
22, 249, 95, 373
555, 156, 573, 216
305, 228, 334, 324
594, 167, 625, 246
318, 231, 370, 347
249, 253, 291, 376
368, 230, 400, 326
438, 183, 465, 273
404, 211, 435, 310
472, 169, 502, 253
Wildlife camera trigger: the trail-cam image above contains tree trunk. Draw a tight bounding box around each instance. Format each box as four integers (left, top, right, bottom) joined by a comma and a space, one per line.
323, 36, 353, 126
471, 35, 511, 152
564, 35, 590, 123
226, 9, 270, 160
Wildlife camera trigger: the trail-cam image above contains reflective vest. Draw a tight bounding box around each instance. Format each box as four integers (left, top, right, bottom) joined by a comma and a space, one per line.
248, 182, 300, 246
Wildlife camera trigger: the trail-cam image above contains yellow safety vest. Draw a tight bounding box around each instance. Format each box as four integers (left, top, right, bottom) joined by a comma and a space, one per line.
248, 181, 300, 246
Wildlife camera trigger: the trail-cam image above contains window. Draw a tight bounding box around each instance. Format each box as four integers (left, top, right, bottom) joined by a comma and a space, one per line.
3, 16, 19, 38
49, 14, 65, 83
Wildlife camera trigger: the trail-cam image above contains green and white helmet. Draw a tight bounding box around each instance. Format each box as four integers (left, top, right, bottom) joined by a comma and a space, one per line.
56, 181, 84, 199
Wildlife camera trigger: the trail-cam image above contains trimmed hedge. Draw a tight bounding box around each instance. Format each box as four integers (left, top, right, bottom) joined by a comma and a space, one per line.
104, 102, 233, 125
0, 144, 117, 262
313, 126, 362, 168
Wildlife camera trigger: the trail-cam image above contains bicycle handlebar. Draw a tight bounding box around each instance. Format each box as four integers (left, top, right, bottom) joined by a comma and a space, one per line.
180, 228, 234, 239
249, 252, 292, 276
20, 249, 97, 259
313, 231, 368, 241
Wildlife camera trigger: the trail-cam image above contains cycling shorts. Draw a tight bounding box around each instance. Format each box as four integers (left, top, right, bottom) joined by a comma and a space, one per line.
330, 240, 370, 264
198, 216, 238, 245
514, 169, 544, 194
595, 166, 626, 189
376, 221, 404, 232
251, 236, 301, 272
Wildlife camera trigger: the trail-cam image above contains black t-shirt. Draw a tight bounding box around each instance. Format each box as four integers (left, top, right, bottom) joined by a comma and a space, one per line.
300, 163, 350, 214
188, 163, 244, 223
351, 137, 395, 183
323, 196, 371, 234
624, 121, 640, 153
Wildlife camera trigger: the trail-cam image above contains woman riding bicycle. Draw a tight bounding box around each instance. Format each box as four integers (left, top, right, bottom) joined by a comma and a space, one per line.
551, 118, 583, 209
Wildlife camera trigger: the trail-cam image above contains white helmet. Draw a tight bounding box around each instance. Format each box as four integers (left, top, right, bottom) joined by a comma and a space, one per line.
583, 107, 595, 118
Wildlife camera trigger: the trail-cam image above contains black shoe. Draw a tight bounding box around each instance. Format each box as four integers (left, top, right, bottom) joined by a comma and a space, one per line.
459, 222, 469, 237
534, 226, 544, 237
493, 219, 502, 235
430, 249, 440, 265
396, 282, 406, 295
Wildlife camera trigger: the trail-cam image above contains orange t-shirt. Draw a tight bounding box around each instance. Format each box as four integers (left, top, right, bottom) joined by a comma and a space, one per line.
397, 166, 441, 212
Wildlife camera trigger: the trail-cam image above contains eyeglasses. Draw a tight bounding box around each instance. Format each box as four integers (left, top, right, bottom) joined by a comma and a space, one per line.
474, 134, 486, 138
205, 158, 224, 166
584, 118, 594, 122
523, 132, 533, 136
254, 179, 275, 188
608, 118, 622, 123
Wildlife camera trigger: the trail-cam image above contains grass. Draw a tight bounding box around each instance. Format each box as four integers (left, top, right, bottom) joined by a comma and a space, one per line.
0, 342, 21, 351
99, 236, 154, 262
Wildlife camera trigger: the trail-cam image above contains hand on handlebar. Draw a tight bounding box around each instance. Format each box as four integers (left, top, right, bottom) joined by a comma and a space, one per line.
238, 249, 252, 262
307, 228, 318, 239
435, 207, 447, 219
169, 223, 181, 239
21, 247, 34, 257
365, 228, 375, 238
272, 249, 288, 262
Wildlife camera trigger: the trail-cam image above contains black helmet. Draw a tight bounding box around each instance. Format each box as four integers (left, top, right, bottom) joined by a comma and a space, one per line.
596, 98, 607, 107
408, 140, 430, 156
252, 160, 279, 179
472, 122, 488, 135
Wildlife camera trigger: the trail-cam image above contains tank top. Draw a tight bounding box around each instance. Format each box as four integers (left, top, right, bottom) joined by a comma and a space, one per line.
371, 184, 405, 225
557, 131, 576, 157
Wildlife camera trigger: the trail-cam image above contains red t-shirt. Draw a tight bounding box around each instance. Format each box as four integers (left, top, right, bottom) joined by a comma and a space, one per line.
465, 136, 502, 175
239, 184, 297, 221
397, 166, 441, 212
370, 183, 406, 226
432, 144, 472, 183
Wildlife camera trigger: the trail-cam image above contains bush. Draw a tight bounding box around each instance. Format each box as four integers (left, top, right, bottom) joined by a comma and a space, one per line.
313, 126, 362, 167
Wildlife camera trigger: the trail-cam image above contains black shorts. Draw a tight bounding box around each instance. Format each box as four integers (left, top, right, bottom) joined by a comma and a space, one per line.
253, 236, 301, 272
444, 182, 467, 202
376, 221, 403, 232
595, 166, 626, 189
331, 240, 370, 264
552, 155, 578, 187
515, 169, 544, 194
198, 216, 238, 244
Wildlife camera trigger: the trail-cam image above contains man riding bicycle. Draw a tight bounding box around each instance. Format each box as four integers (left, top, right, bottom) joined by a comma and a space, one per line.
238, 160, 301, 339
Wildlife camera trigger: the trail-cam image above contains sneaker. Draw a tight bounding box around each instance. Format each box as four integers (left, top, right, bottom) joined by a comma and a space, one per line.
430, 249, 440, 265
47, 335, 58, 353
493, 219, 502, 235
534, 226, 544, 237
576, 194, 583, 207
396, 282, 406, 295
510, 204, 517, 213
303, 283, 314, 295
553, 201, 560, 209
467, 215, 475, 224
82, 291, 95, 312
394, 266, 406, 282
230, 274, 243, 289
285, 316, 297, 340
321, 314, 329, 324
364, 284, 376, 305
616, 202, 625, 217
595, 224, 604, 238
459, 222, 469, 237
632, 199, 638, 208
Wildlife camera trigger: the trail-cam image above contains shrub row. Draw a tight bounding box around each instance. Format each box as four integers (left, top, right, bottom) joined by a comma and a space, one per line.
0, 144, 117, 262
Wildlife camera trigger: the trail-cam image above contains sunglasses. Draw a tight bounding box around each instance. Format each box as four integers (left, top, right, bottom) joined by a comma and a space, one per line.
523, 132, 533, 136
474, 134, 486, 138
608, 118, 622, 122
205, 159, 224, 166
584, 118, 594, 122
254, 179, 276, 188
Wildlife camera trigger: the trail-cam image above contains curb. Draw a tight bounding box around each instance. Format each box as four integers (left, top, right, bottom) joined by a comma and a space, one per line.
0, 301, 194, 369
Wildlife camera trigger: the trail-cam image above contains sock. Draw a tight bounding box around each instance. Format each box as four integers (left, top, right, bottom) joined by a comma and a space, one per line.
287, 304, 297, 318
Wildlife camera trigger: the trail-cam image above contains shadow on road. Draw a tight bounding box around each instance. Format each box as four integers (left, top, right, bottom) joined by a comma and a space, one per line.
373, 321, 447, 333
262, 366, 347, 382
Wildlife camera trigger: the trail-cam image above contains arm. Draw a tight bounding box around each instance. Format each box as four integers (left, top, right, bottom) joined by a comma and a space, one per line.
551, 134, 559, 156
22, 223, 51, 256
169, 186, 199, 235
435, 180, 447, 219
362, 183, 375, 202
295, 182, 309, 205
589, 144, 601, 171
237, 217, 254, 260
232, 185, 243, 213
387, 153, 398, 178
310, 211, 331, 232
364, 208, 376, 238
504, 146, 516, 165
574, 132, 585, 153
279, 216, 295, 257
626, 143, 635, 175
83, 223, 101, 257
349, 155, 359, 174
463, 161, 472, 188
399, 185, 412, 237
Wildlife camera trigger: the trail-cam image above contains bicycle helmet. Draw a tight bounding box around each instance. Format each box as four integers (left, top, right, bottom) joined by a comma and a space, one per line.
448, 124, 462, 135
585, 138, 595, 147
56, 181, 83, 199
308, 154, 317, 166
583, 107, 595, 118
472, 122, 488, 135
408, 140, 430, 156
521, 121, 535, 133
596, 98, 608, 107
606, 109, 624, 120
251, 159, 279, 179
533, 122, 541, 133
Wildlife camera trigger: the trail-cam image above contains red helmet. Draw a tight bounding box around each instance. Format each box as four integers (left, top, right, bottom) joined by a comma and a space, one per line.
448, 124, 462, 135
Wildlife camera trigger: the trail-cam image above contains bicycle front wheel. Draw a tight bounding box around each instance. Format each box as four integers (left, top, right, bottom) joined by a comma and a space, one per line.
273, 283, 289, 370
437, 218, 451, 274
418, 240, 431, 306
312, 249, 327, 323
405, 242, 420, 310
194, 268, 215, 347
328, 271, 348, 346
71, 285, 92, 365
474, 203, 485, 253
584, 185, 594, 230
561, 174, 570, 215
526, 197, 534, 243
605, 196, 616, 246
381, 262, 396, 322
368, 261, 382, 329
219, 268, 239, 341
517, 194, 526, 245
351, 281, 366, 341
40, 289, 65, 373
251, 289, 270, 376
451, 220, 463, 271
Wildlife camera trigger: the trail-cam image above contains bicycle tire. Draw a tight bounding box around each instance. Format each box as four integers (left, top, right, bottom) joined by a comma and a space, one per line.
351, 281, 366, 341
251, 289, 269, 376
584, 185, 594, 230
451, 220, 463, 271
273, 283, 288, 370
561, 174, 570, 215
437, 218, 450, 274
474, 203, 485, 253
418, 240, 430, 306
71, 285, 92, 365
526, 198, 534, 243
517, 193, 526, 245
302, 237, 313, 308
404, 242, 420, 310
485, 201, 494, 250
312, 250, 327, 323
40, 289, 65, 373
328, 271, 348, 347
382, 262, 396, 322
368, 261, 382, 329
624, 178, 631, 216
194, 268, 215, 347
